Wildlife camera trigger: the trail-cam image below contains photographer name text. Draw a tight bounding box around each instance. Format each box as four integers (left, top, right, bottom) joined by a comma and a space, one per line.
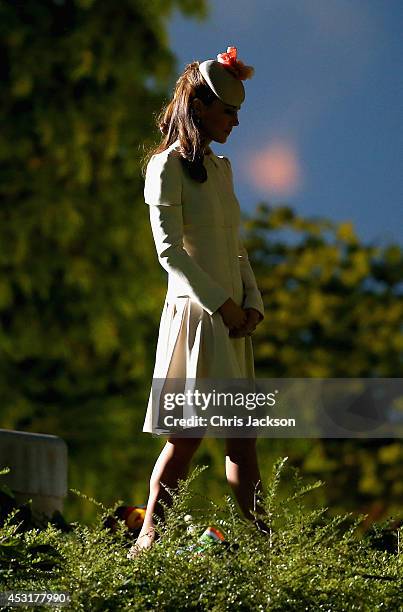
163, 415, 296, 428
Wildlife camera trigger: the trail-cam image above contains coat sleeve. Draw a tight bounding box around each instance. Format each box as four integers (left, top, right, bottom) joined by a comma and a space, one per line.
222, 156, 265, 321
238, 237, 265, 320
144, 152, 230, 316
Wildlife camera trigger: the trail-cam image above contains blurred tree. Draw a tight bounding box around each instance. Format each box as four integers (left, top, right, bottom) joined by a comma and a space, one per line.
0, 0, 209, 519
244, 203, 403, 525
247, 203, 403, 377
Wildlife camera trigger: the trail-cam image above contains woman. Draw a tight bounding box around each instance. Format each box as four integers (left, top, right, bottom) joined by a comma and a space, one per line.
129, 47, 267, 557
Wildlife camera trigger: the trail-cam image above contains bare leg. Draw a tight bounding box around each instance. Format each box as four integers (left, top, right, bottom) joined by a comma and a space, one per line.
225, 437, 270, 533
129, 436, 203, 556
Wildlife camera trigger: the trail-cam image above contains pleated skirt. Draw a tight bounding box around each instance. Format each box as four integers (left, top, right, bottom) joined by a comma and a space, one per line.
143, 295, 255, 434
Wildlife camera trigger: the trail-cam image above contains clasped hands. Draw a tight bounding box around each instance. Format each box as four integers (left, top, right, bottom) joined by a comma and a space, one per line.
218, 298, 263, 338
229, 307, 262, 338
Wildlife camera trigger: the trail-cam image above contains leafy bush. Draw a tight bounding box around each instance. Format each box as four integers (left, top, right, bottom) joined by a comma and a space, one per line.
0, 460, 401, 611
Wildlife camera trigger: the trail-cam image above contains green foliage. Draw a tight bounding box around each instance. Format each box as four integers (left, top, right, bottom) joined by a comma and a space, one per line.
242, 204, 403, 527
244, 204, 403, 378
1, 460, 401, 611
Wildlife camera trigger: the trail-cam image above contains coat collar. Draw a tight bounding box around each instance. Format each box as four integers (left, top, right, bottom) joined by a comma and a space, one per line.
171, 139, 220, 168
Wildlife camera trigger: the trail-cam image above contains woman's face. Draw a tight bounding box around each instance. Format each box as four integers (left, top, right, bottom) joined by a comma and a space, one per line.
195, 98, 240, 144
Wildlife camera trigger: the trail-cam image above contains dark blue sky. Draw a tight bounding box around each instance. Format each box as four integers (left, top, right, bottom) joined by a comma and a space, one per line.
168, 0, 403, 246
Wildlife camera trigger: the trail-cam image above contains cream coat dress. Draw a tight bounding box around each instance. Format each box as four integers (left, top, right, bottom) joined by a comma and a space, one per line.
143, 139, 264, 434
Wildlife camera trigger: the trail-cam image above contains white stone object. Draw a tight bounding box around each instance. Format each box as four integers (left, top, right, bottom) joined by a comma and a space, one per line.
0, 428, 68, 518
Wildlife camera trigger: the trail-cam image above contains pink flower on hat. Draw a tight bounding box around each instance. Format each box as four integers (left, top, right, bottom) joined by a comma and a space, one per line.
216, 46, 255, 81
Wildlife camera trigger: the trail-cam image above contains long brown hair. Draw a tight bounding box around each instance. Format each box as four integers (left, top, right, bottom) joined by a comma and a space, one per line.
140, 61, 218, 182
